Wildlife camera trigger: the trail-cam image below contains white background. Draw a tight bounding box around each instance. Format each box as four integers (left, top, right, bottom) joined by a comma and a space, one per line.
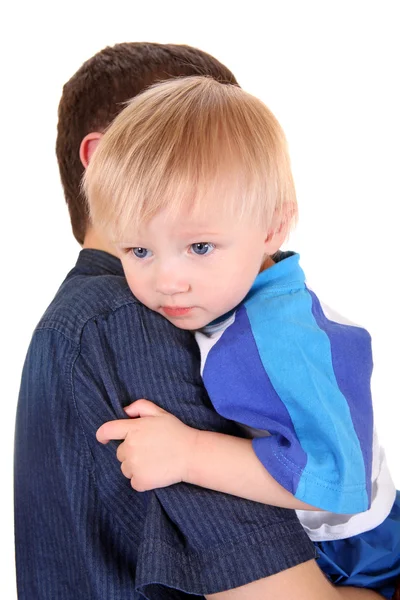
2, 1, 399, 597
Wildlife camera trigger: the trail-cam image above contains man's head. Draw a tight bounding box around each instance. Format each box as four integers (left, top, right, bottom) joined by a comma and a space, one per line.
85, 76, 297, 329
56, 42, 238, 245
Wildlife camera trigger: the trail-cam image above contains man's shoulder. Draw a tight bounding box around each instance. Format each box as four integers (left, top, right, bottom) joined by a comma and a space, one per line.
37, 268, 138, 346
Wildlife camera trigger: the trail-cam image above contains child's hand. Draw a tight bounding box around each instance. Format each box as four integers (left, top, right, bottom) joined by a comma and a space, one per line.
96, 400, 198, 492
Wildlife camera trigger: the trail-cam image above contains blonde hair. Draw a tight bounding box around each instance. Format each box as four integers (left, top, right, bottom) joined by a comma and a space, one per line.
84, 76, 297, 240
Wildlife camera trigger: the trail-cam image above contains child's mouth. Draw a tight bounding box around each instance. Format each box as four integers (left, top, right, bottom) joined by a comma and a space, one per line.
162, 306, 193, 317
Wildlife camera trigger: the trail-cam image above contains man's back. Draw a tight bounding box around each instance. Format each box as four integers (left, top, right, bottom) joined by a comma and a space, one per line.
15, 249, 314, 599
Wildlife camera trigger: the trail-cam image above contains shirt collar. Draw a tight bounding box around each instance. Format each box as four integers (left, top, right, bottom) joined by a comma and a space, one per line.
246, 251, 304, 299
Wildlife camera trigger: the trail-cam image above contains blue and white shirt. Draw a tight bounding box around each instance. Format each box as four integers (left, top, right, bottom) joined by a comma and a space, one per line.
196, 252, 395, 541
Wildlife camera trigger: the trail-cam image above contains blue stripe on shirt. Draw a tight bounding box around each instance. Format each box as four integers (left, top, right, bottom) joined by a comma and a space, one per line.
307, 289, 373, 504
245, 286, 369, 512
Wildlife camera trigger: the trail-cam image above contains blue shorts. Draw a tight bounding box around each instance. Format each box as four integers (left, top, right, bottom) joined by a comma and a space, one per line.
316, 491, 400, 599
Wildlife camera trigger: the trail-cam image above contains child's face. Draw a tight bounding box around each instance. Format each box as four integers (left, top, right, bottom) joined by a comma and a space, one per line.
116, 206, 273, 330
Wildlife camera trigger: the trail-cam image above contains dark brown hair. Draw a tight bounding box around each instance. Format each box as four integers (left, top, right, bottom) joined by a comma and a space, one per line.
56, 42, 238, 244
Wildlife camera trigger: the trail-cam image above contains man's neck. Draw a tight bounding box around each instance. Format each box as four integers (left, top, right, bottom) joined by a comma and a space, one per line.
83, 228, 117, 257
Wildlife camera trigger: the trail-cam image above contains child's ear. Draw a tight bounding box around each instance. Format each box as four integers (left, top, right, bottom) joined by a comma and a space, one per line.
263, 205, 296, 254
79, 132, 103, 168
264, 225, 288, 255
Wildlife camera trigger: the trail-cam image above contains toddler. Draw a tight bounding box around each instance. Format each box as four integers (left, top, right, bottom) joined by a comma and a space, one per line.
85, 76, 400, 598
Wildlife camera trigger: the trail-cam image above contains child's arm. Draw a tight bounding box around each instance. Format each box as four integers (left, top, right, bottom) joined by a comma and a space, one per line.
97, 398, 319, 511
186, 423, 319, 510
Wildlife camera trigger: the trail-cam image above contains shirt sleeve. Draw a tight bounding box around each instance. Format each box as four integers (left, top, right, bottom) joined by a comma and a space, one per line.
73, 304, 316, 597
200, 287, 374, 514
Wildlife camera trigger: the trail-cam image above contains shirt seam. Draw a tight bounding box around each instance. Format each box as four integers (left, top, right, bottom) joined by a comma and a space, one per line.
36, 297, 140, 345
269, 446, 367, 492
137, 518, 309, 561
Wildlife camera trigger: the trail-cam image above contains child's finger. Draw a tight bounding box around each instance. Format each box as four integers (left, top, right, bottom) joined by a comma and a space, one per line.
124, 399, 166, 418
96, 419, 132, 444
116, 441, 128, 463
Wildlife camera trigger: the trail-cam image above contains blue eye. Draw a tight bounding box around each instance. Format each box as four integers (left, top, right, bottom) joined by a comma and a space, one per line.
132, 247, 152, 259
191, 242, 215, 256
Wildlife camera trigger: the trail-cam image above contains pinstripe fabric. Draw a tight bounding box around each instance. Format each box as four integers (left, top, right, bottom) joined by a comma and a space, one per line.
14, 249, 315, 599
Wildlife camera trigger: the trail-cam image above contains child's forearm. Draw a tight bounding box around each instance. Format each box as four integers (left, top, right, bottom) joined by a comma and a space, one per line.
186, 430, 319, 510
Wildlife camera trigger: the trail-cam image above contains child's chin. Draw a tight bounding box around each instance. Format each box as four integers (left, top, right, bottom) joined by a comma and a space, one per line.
167, 315, 206, 331
171, 320, 198, 331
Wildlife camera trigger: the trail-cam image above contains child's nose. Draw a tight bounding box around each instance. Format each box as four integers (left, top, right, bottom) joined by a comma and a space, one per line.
155, 269, 190, 295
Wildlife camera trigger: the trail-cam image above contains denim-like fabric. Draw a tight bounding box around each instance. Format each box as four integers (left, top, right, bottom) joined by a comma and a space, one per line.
14, 249, 315, 599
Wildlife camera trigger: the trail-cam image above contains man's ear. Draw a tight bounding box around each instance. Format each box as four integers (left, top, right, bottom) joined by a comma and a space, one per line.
79, 132, 103, 168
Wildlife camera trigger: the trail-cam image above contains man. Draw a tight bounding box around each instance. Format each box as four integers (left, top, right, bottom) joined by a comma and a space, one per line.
15, 42, 368, 599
